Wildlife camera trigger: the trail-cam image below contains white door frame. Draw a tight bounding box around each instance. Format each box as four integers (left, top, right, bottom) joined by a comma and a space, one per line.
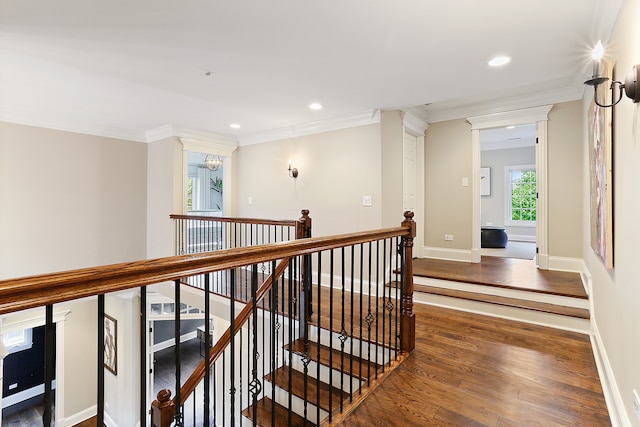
467, 105, 552, 267
403, 113, 428, 257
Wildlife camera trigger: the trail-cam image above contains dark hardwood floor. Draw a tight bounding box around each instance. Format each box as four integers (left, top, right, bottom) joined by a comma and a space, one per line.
413, 256, 587, 298
340, 303, 610, 426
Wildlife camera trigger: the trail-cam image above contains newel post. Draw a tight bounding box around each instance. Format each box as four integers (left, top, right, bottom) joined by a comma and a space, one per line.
151, 389, 175, 427
401, 211, 416, 353
296, 209, 312, 239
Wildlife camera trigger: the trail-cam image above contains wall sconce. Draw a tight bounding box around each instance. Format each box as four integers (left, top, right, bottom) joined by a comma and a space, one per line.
204, 154, 223, 171
288, 160, 298, 178
584, 41, 639, 108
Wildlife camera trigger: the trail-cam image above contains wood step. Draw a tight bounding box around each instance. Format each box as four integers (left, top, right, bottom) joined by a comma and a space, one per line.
285, 339, 382, 381
242, 397, 316, 427
265, 365, 350, 412
414, 284, 590, 319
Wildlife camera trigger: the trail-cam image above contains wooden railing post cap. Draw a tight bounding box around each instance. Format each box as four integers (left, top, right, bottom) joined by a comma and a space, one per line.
155, 389, 172, 405
402, 211, 416, 237
300, 209, 310, 218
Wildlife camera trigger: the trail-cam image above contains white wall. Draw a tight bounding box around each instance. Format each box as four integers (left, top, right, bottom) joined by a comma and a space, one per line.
584, 0, 640, 425
235, 124, 385, 237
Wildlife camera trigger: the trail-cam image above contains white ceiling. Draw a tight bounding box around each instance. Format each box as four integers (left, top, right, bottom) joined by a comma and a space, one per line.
0, 0, 623, 145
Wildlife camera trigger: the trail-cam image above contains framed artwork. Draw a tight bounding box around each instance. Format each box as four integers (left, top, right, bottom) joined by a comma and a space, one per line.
104, 314, 117, 375
588, 60, 614, 269
480, 167, 491, 196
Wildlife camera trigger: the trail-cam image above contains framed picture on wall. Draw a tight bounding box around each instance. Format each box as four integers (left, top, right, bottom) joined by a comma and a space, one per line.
480, 167, 491, 196
104, 314, 117, 375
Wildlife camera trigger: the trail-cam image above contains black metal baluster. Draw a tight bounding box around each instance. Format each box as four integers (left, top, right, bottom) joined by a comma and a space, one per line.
350, 245, 355, 401
97, 295, 105, 427
174, 279, 183, 426
204, 273, 211, 425
271, 260, 277, 427
358, 243, 364, 391
140, 286, 147, 426
250, 264, 261, 426
43, 304, 54, 426
287, 259, 294, 427
328, 249, 334, 420
230, 268, 236, 426
316, 252, 322, 424
339, 247, 347, 412
366, 242, 373, 386
375, 240, 380, 379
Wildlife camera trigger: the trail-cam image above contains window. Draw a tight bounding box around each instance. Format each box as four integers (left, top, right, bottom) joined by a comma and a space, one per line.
2, 329, 33, 354
506, 165, 536, 225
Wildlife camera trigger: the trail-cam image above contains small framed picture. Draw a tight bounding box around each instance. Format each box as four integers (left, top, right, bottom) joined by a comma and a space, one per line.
480, 167, 491, 196
104, 314, 117, 375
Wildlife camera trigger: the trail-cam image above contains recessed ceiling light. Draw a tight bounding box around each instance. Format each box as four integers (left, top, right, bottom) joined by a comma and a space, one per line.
489, 56, 511, 67
506, 125, 515, 129
230, 123, 241, 129
309, 103, 323, 110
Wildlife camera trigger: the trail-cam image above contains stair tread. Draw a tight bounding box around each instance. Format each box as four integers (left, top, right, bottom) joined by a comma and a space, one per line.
415, 284, 590, 319
285, 339, 382, 381
265, 365, 350, 412
242, 397, 316, 427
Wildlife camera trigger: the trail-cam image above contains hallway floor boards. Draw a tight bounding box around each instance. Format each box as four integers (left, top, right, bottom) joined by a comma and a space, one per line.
340, 303, 610, 426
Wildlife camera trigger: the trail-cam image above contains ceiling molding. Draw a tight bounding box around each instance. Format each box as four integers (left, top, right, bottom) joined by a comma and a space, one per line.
0, 114, 147, 142
179, 138, 237, 156
467, 105, 554, 130
403, 112, 429, 136
146, 124, 238, 151
424, 83, 583, 124
237, 110, 381, 146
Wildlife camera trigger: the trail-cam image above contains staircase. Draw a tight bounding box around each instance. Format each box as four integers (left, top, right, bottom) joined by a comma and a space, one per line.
241, 323, 390, 426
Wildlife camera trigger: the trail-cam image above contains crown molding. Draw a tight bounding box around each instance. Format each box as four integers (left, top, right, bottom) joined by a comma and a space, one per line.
145, 124, 237, 147
403, 112, 429, 135
425, 82, 584, 124
237, 110, 381, 146
0, 113, 147, 142
467, 105, 554, 130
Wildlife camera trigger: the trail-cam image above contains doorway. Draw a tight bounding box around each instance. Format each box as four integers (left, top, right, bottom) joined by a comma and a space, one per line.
468, 105, 551, 268
479, 125, 537, 262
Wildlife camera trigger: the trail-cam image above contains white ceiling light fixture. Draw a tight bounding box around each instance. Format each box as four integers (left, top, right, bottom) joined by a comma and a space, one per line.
489, 56, 511, 67
229, 123, 241, 129
309, 103, 323, 110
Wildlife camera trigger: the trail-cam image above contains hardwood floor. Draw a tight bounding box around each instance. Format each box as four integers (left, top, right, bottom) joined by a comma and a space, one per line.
413, 256, 587, 298
339, 303, 610, 426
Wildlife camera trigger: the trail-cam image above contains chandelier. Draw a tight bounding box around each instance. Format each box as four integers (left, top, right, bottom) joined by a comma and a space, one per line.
204, 155, 223, 171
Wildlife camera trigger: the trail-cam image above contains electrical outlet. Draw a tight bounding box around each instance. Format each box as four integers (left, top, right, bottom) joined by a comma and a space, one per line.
633, 389, 640, 420
248, 196, 253, 205
444, 234, 453, 241
362, 196, 372, 207
8, 383, 17, 390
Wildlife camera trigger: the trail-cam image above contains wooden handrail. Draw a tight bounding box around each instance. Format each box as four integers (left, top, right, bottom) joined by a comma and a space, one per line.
170, 214, 299, 227
0, 225, 410, 316
176, 257, 290, 407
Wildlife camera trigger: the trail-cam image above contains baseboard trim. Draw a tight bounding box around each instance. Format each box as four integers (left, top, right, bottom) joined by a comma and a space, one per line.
422, 246, 472, 262
58, 405, 96, 427
153, 331, 198, 353
508, 234, 536, 242
547, 256, 583, 273
591, 320, 630, 427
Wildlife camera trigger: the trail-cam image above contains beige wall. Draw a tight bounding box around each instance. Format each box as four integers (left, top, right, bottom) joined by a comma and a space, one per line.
0, 122, 148, 423
424, 119, 473, 250
585, 0, 640, 424
235, 124, 385, 237
380, 110, 404, 228
548, 100, 583, 258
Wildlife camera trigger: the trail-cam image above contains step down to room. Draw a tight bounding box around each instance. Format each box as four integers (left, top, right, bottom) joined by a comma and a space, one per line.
413, 276, 590, 334
415, 284, 589, 319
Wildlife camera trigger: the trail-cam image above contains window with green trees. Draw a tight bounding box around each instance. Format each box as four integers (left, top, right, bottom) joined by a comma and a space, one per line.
508, 167, 536, 223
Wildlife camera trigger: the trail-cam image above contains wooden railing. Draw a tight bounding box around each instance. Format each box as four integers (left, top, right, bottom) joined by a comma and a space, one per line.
152, 212, 416, 426
0, 211, 415, 427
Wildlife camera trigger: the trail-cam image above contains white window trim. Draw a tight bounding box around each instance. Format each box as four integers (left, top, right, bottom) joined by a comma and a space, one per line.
504, 164, 536, 227
2, 329, 33, 354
